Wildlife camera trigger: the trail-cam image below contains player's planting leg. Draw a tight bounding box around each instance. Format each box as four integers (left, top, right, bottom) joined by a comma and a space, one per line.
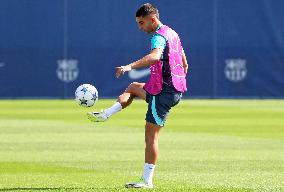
87, 82, 145, 122
125, 122, 160, 189
144, 121, 160, 164
144, 122, 160, 185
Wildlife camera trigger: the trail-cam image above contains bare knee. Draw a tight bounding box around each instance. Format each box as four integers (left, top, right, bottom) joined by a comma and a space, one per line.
145, 136, 158, 148
125, 82, 139, 94
145, 123, 160, 147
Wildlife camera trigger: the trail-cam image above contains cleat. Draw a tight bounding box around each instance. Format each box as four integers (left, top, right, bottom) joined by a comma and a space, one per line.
87, 111, 108, 122
125, 178, 153, 189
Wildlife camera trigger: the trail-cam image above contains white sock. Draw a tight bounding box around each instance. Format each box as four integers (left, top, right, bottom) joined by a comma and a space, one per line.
104, 102, 122, 117
143, 163, 155, 185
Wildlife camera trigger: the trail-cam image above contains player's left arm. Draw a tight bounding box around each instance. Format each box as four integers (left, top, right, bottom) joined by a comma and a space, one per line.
182, 48, 189, 75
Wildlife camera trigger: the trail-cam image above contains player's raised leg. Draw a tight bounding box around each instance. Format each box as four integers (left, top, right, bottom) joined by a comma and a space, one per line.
87, 82, 146, 122
117, 82, 146, 108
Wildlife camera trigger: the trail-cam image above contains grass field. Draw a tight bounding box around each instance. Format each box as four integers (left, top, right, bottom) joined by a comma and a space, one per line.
0, 99, 283, 192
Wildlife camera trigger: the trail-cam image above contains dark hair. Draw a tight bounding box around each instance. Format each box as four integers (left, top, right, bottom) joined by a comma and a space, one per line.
136, 3, 159, 19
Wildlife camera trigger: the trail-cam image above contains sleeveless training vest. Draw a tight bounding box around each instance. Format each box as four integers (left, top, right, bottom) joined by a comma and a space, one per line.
144, 25, 187, 95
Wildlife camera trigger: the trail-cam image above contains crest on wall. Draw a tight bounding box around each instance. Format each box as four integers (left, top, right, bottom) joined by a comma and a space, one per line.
224, 59, 247, 82
56, 59, 79, 83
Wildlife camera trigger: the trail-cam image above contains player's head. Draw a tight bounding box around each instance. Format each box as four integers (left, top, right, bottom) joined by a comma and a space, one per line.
135, 3, 160, 33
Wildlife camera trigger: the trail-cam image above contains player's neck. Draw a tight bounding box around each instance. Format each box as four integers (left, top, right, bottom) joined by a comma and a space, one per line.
152, 21, 162, 33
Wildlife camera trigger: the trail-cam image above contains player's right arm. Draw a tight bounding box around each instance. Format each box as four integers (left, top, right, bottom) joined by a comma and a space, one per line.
115, 34, 166, 78
115, 48, 162, 78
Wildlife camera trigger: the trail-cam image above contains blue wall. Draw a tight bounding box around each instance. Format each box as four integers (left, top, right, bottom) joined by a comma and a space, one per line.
0, 0, 284, 98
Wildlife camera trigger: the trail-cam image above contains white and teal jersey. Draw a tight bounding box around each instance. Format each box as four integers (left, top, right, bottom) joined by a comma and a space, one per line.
150, 25, 167, 53
150, 34, 166, 51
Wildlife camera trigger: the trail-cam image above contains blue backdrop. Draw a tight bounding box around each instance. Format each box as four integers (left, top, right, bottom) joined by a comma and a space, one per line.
0, 0, 284, 98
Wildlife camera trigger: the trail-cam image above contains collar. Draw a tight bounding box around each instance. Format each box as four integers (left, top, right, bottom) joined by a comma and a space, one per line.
155, 23, 163, 32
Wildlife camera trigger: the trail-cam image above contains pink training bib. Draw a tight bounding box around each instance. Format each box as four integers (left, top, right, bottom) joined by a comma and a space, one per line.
144, 25, 187, 95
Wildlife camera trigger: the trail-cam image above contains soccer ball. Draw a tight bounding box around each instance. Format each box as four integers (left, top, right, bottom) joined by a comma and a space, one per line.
75, 84, 98, 107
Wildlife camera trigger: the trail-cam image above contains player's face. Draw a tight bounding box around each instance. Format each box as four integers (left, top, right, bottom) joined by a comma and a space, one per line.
136, 15, 156, 33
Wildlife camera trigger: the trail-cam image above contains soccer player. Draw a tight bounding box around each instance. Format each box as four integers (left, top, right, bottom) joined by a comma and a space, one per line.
87, 3, 188, 189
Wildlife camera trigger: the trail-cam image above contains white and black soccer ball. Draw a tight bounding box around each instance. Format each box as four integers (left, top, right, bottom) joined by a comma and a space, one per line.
75, 84, 98, 107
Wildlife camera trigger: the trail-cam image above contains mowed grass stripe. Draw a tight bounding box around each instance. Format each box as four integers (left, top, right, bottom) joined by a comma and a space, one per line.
0, 99, 283, 191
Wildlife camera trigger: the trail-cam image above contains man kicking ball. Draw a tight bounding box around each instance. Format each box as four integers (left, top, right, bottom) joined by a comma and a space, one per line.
87, 3, 188, 189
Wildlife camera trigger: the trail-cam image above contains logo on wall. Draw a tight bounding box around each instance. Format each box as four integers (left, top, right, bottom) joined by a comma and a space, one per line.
224, 59, 247, 82
56, 59, 79, 83
0, 62, 5, 68
128, 69, 150, 79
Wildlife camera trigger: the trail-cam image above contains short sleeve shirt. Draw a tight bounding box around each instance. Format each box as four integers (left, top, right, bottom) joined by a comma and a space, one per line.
150, 25, 167, 53
150, 34, 166, 51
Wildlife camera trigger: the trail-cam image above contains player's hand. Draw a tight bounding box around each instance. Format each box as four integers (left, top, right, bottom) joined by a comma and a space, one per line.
115, 65, 132, 78
115, 66, 124, 78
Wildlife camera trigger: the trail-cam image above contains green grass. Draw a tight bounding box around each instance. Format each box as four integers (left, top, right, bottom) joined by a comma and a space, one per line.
0, 99, 283, 191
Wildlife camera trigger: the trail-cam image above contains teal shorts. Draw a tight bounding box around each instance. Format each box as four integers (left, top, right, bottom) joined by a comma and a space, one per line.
145, 84, 182, 127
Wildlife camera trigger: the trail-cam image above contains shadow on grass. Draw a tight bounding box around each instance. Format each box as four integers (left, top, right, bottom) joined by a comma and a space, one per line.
0, 187, 84, 191
0, 187, 257, 192
0, 187, 124, 192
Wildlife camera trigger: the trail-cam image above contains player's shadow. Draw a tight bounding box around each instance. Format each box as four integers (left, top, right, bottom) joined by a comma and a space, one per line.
0, 187, 119, 191
0, 187, 79, 191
